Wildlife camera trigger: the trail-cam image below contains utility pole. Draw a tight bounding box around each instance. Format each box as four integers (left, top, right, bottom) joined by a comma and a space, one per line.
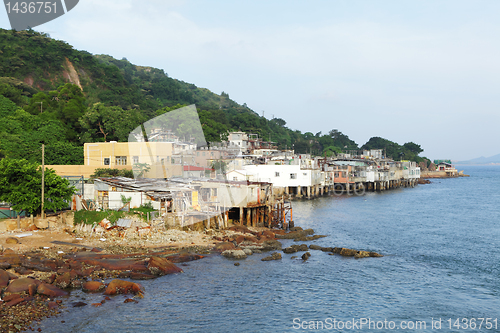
41, 144, 45, 219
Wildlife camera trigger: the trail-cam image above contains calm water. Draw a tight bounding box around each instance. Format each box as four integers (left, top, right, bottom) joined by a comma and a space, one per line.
42, 165, 500, 332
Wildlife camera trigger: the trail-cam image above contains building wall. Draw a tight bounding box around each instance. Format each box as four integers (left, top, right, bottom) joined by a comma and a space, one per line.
84, 142, 174, 167
244, 164, 322, 187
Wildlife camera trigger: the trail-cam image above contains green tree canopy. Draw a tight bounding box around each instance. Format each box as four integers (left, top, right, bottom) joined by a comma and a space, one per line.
0, 158, 75, 214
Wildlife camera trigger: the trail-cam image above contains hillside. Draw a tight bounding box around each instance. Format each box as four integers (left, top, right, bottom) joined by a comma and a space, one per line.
0, 28, 427, 165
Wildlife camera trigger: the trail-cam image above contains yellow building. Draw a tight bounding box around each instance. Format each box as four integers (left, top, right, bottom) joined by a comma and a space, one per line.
84, 141, 174, 167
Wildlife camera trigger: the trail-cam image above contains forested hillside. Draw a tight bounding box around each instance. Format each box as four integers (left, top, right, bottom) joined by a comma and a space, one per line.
0, 28, 427, 165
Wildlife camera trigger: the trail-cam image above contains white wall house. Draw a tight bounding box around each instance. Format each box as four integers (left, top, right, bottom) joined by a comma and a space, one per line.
244, 164, 323, 188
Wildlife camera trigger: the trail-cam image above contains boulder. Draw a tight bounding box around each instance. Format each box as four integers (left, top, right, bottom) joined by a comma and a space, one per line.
82, 281, 105, 292
261, 230, 275, 239
275, 228, 314, 239
221, 250, 247, 259
54, 272, 72, 289
0, 269, 10, 287
104, 279, 143, 295
261, 252, 282, 261
302, 252, 311, 261
147, 256, 183, 276
309, 244, 324, 251
6, 277, 36, 293
261, 240, 282, 251
242, 248, 253, 256
37, 283, 68, 297
339, 248, 358, 257
5, 237, 19, 244
213, 242, 236, 253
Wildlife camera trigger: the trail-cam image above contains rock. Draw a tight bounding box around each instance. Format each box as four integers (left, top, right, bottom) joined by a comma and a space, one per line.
228, 225, 254, 234
82, 281, 105, 292
6, 277, 36, 293
72, 301, 87, 307
5, 297, 28, 307
293, 235, 327, 242
321, 247, 333, 252
243, 248, 253, 256
275, 228, 314, 239
354, 251, 370, 259
261, 240, 282, 251
54, 272, 72, 289
124, 298, 137, 303
5, 237, 19, 244
221, 250, 247, 259
213, 242, 236, 252
104, 279, 143, 295
47, 301, 59, 309
0, 262, 11, 269
332, 247, 342, 254
309, 244, 323, 251
261, 252, 282, 261
339, 248, 358, 257
289, 227, 303, 231
37, 283, 69, 297
28, 283, 37, 296
291, 256, 298, 259
283, 244, 309, 254
14, 266, 34, 275
261, 230, 275, 239
369, 252, 383, 257
0, 269, 10, 287
3, 293, 22, 302
302, 252, 311, 260
168, 254, 204, 263
147, 256, 183, 276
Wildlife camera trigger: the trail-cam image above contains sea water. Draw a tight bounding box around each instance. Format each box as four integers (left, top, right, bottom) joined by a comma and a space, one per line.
41, 165, 500, 332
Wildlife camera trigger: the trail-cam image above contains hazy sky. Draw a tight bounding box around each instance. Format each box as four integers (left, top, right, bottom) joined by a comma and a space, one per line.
2, 0, 499, 160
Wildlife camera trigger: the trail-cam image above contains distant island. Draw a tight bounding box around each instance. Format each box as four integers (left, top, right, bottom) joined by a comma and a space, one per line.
455, 153, 500, 165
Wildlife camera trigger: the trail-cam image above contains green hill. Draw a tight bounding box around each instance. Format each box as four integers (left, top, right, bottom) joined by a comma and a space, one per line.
0, 28, 426, 165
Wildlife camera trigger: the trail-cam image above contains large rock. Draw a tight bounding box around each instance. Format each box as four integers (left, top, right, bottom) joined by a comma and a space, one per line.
213, 242, 236, 253
302, 252, 311, 260
0, 269, 10, 287
5, 237, 19, 244
6, 277, 36, 293
82, 281, 105, 292
283, 244, 308, 254
221, 249, 247, 259
167, 254, 204, 263
261, 240, 282, 251
147, 256, 183, 276
261, 252, 282, 261
275, 229, 315, 239
339, 248, 358, 257
104, 279, 143, 295
37, 283, 68, 297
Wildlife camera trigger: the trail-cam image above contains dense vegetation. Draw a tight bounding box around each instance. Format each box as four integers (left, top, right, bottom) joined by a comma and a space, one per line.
0, 28, 427, 164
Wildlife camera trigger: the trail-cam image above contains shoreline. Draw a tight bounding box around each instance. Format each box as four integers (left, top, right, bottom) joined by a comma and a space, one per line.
0, 215, 384, 332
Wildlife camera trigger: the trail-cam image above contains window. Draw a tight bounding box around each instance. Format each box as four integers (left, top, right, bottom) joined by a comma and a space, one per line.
290, 173, 297, 179
303, 173, 307, 176
104, 158, 110, 166
133, 156, 139, 164
275, 172, 280, 177
115, 156, 127, 165
233, 177, 238, 181
212, 188, 218, 196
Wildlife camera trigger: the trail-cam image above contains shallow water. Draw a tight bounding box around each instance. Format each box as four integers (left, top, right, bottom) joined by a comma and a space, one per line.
41, 165, 500, 332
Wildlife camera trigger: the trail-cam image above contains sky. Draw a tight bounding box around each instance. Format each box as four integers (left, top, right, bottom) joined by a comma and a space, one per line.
1, 0, 500, 161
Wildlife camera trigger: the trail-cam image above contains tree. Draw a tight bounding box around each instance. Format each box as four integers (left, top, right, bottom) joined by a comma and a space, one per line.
90, 168, 134, 179
0, 159, 75, 214
80, 103, 145, 143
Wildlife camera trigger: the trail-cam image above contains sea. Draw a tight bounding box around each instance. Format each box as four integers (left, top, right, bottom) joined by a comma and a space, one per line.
41, 165, 500, 332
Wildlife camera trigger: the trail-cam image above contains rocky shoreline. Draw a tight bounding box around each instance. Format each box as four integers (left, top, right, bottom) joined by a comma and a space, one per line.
0, 224, 382, 332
